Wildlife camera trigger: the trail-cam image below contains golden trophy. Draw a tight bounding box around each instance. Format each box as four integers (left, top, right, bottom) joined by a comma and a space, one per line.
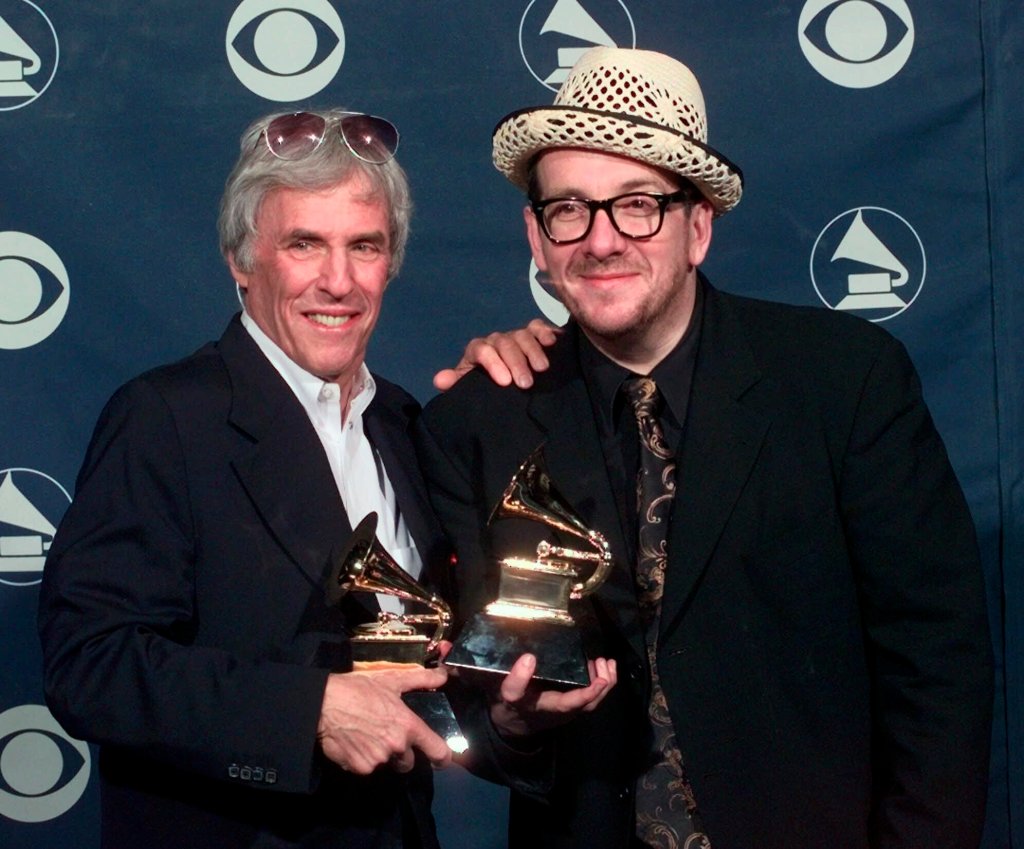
326, 512, 467, 753
445, 447, 613, 687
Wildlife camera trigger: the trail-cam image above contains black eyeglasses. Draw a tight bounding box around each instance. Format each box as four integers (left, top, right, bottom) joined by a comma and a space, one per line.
530, 189, 695, 244
258, 111, 400, 164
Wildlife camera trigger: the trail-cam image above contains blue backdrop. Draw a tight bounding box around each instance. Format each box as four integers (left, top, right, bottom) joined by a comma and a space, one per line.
1, 2, 1020, 847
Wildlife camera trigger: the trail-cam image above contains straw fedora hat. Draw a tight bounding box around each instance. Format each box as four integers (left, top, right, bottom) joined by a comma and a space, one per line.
493, 47, 743, 216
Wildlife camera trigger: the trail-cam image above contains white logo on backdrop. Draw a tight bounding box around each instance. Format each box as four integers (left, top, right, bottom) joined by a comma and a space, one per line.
0, 468, 71, 587
810, 206, 925, 321
529, 260, 570, 326
520, 0, 635, 90
0, 0, 58, 110
0, 704, 90, 823
226, 0, 345, 101
798, 0, 914, 88
0, 231, 69, 349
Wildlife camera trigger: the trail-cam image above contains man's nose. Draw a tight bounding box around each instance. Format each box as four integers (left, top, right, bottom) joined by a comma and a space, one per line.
318, 251, 354, 296
583, 207, 628, 257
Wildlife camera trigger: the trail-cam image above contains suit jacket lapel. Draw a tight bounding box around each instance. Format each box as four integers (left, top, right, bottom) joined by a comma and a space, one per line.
218, 318, 354, 591
659, 286, 770, 642
526, 328, 647, 660
363, 385, 445, 570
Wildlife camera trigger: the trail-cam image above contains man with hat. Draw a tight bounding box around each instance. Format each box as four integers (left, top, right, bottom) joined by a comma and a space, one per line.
416, 48, 993, 848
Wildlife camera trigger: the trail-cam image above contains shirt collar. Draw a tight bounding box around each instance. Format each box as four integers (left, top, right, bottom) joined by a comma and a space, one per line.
580, 277, 704, 433
239, 310, 376, 422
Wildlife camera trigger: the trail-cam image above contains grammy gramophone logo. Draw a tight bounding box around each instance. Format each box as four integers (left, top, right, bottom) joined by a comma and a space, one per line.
0, 468, 71, 587
519, 0, 635, 91
0, 1, 59, 110
810, 206, 926, 322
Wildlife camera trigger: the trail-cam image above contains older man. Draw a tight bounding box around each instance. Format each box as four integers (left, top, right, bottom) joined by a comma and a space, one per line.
416, 48, 993, 849
38, 108, 533, 849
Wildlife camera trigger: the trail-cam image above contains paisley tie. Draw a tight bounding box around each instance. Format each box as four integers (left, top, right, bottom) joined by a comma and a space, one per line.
623, 377, 710, 849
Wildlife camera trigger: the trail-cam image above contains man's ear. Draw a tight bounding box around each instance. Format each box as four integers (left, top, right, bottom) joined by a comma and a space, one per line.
688, 201, 714, 268
523, 206, 548, 272
227, 253, 248, 293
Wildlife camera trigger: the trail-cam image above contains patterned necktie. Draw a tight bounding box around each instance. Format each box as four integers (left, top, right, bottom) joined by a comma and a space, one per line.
623, 377, 710, 849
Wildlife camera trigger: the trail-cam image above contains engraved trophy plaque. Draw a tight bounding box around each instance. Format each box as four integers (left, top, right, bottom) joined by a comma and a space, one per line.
445, 447, 613, 687
326, 512, 467, 752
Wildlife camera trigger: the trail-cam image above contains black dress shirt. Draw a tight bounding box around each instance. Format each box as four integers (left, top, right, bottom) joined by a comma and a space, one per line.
579, 280, 704, 564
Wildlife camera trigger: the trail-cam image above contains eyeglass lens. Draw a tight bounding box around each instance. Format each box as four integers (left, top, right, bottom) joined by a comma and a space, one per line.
263, 112, 399, 164
265, 112, 327, 160
339, 114, 399, 164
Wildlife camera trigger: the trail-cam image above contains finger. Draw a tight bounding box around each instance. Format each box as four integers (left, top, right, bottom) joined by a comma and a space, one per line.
535, 683, 600, 714
432, 368, 459, 391
588, 657, 614, 684
576, 658, 618, 713
472, 340, 519, 388
389, 749, 417, 774
433, 363, 477, 391
389, 663, 449, 693
498, 653, 537, 704
498, 332, 550, 388
483, 333, 536, 389
534, 673, 612, 715
408, 717, 452, 768
526, 317, 562, 346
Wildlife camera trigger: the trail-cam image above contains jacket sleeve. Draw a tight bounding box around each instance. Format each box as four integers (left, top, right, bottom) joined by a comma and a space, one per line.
839, 335, 993, 848
37, 378, 330, 794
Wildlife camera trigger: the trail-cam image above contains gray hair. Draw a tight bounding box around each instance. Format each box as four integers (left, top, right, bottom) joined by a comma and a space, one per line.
218, 108, 412, 279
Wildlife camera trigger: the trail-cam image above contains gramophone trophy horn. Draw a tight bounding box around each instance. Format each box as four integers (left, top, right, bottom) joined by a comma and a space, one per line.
327, 512, 466, 752
445, 447, 613, 687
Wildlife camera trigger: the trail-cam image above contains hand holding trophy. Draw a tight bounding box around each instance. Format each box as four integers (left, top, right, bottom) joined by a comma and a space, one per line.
326, 512, 467, 753
445, 447, 613, 687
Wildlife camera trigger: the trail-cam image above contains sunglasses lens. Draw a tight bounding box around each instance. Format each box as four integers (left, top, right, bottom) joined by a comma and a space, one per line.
265, 112, 327, 160
340, 114, 399, 164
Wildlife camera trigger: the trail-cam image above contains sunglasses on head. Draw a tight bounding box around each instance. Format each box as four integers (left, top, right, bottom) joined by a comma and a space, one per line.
259, 111, 400, 164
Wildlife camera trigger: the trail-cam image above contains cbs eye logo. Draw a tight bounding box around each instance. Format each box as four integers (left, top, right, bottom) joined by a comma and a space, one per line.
226, 0, 345, 101
798, 0, 914, 88
0, 232, 69, 350
0, 705, 90, 823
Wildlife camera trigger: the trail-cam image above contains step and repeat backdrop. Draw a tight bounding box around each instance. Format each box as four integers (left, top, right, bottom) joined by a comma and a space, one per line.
1, 2, 1021, 847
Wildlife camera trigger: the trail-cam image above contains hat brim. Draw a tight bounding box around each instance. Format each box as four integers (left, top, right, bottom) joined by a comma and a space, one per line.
493, 106, 744, 216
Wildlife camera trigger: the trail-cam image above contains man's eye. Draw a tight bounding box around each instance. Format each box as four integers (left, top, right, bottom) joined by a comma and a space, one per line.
618, 196, 659, 214
550, 201, 586, 219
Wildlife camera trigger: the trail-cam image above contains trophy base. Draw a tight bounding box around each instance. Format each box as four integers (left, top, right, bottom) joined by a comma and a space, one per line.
403, 691, 468, 753
351, 637, 429, 665
446, 612, 589, 688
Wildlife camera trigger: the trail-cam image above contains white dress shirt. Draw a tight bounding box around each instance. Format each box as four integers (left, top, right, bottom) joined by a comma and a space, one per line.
241, 311, 422, 614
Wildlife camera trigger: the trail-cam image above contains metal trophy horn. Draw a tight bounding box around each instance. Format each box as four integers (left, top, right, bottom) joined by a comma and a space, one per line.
445, 447, 613, 687
327, 512, 466, 752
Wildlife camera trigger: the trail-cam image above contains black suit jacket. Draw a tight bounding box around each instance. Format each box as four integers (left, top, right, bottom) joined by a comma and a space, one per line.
415, 280, 993, 849
38, 315, 449, 849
